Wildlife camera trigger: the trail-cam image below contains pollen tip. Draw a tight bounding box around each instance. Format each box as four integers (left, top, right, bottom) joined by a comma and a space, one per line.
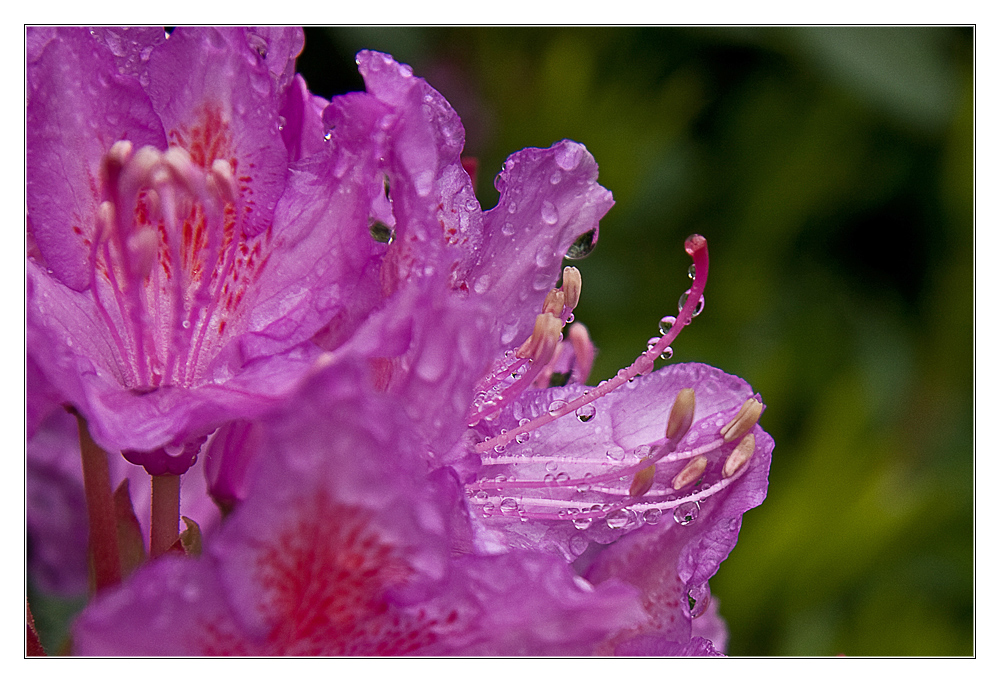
561, 266, 582, 310
629, 462, 657, 497
666, 387, 696, 440
671, 455, 707, 490
721, 397, 763, 443
516, 312, 562, 362
723, 433, 755, 478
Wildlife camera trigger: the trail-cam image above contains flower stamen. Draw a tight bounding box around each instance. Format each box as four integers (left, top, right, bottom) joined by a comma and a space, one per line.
473, 235, 709, 454
721, 398, 763, 443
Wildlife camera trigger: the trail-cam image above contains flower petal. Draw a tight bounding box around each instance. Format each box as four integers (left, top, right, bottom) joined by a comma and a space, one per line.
26, 27, 166, 291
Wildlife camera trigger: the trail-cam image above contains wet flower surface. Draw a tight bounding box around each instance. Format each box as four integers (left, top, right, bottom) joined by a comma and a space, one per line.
27, 27, 773, 657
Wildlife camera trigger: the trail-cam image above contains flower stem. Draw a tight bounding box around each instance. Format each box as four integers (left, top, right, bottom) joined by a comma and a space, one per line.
74, 411, 122, 593
150, 474, 180, 558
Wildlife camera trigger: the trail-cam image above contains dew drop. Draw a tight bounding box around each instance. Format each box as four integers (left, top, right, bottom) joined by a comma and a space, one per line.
575, 404, 596, 422
499, 498, 518, 514
673, 501, 700, 526
606, 510, 629, 529
647, 336, 661, 351
643, 508, 662, 525
687, 582, 710, 618
501, 222, 515, 237
323, 130, 333, 142
544, 473, 556, 484
545, 460, 558, 472
534, 246, 555, 267
606, 446, 625, 461
541, 200, 559, 225
660, 346, 674, 360
482, 502, 495, 516
548, 399, 568, 416
565, 230, 596, 260
688, 264, 696, 280
515, 432, 530, 444
678, 290, 705, 317
555, 472, 570, 483
572, 516, 593, 530
507, 201, 518, 214
276, 115, 286, 132
555, 143, 584, 171
369, 221, 395, 244
658, 315, 677, 336
549, 170, 562, 184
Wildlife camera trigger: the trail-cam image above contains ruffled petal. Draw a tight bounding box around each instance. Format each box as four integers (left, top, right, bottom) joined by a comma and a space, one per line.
471, 141, 614, 348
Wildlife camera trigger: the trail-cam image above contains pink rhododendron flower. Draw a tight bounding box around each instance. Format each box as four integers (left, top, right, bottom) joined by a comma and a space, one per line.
27, 28, 772, 657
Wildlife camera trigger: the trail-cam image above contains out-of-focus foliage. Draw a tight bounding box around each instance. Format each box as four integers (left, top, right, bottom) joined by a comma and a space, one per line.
299, 26, 973, 656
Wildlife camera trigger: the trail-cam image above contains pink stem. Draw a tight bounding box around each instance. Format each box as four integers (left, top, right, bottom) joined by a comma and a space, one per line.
150, 474, 181, 558
74, 411, 122, 593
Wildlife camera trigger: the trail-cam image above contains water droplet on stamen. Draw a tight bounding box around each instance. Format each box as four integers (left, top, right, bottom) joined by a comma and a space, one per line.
545, 461, 558, 472
575, 404, 596, 422
660, 346, 673, 360
499, 498, 518, 514
658, 315, 676, 336
678, 290, 705, 317
572, 516, 592, 530
482, 502, 495, 516
647, 337, 661, 351
606, 510, 629, 529
548, 399, 568, 416
555, 472, 570, 483
643, 508, 662, 525
673, 501, 700, 526
688, 264, 696, 280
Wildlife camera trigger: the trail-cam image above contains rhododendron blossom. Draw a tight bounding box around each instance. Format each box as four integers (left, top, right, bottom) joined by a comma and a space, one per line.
25, 27, 773, 657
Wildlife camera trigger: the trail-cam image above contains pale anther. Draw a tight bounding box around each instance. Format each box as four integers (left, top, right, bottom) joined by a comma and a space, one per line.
666, 388, 696, 440
671, 455, 707, 490
97, 201, 116, 240
162, 147, 202, 195
723, 433, 755, 478
561, 266, 582, 311
721, 397, 763, 443
515, 313, 562, 362
541, 289, 565, 316
629, 461, 657, 497
208, 159, 239, 204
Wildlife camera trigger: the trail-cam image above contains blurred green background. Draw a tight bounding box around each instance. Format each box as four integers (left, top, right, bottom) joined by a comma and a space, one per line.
298, 27, 974, 656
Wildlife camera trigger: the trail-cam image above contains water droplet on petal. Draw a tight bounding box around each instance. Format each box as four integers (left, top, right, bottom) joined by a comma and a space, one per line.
575, 404, 596, 422
673, 501, 700, 526
549, 170, 562, 184
507, 201, 518, 214
555, 472, 570, 483
643, 508, 662, 525
545, 460, 558, 472
565, 230, 596, 260
541, 200, 559, 225
482, 502, 495, 516
369, 221, 395, 244
555, 143, 584, 171
606, 446, 625, 461
276, 115, 286, 131
501, 222, 515, 236
323, 130, 333, 142
569, 533, 589, 556
499, 498, 518, 514
181, 320, 191, 329
572, 516, 593, 530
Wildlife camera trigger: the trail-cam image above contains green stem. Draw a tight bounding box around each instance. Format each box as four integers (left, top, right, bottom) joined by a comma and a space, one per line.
74, 411, 122, 593
150, 474, 180, 557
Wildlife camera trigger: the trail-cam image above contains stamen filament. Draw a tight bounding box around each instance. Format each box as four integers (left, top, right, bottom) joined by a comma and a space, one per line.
473, 235, 710, 454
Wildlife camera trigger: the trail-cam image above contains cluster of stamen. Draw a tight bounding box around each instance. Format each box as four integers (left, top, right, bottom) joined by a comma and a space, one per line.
465, 235, 763, 534
467, 266, 586, 426
92, 140, 245, 391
